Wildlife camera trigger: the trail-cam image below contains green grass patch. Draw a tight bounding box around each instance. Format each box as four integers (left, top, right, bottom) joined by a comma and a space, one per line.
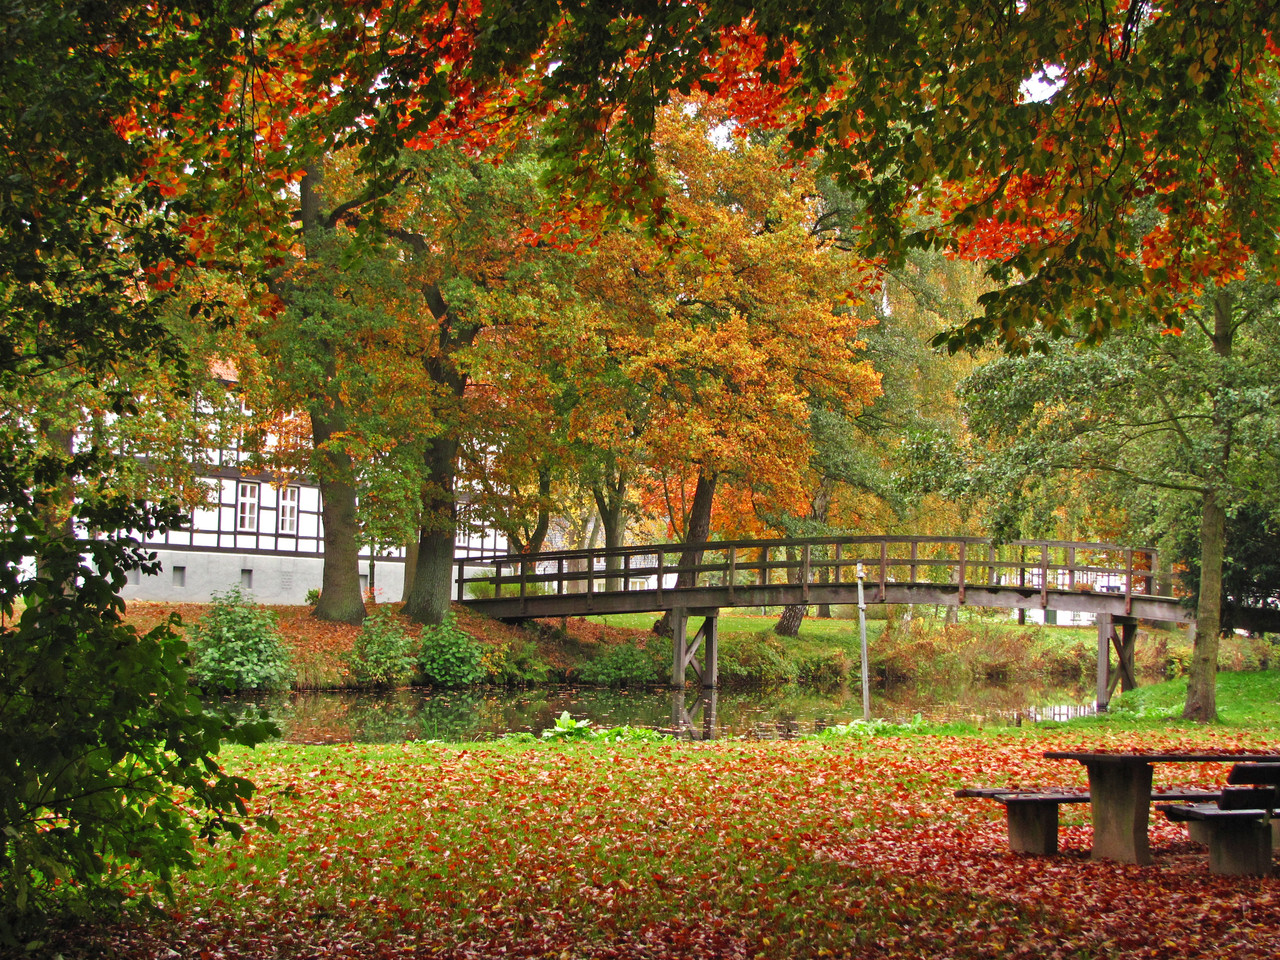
1079, 669, 1280, 732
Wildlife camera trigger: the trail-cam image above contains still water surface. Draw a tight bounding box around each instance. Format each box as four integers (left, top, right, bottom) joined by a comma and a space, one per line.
225, 682, 1097, 744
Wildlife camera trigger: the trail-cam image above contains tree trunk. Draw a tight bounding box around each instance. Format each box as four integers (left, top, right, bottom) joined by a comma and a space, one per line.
401, 537, 419, 602
675, 468, 717, 583
295, 161, 365, 625
1183, 489, 1225, 721
310, 406, 366, 624
1182, 289, 1235, 722
653, 468, 717, 636
775, 544, 805, 636
775, 603, 805, 637
593, 462, 630, 591
774, 479, 832, 635
403, 435, 459, 625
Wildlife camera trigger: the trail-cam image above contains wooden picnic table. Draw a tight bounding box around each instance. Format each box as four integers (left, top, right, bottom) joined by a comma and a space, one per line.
1043, 751, 1280, 865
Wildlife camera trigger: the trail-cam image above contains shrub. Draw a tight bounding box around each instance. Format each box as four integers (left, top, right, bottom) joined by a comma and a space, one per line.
807, 713, 928, 740
576, 643, 661, 687
596, 724, 676, 743
541, 710, 597, 740
482, 640, 551, 685
718, 632, 798, 684
190, 587, 294, 693
417, 613, 484, 688
346, 606, 418, 687
1, 514, 271, 939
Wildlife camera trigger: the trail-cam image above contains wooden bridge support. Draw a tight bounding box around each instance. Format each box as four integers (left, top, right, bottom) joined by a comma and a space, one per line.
670, 608, 719, 688
1096, 614, 1138, 711
670, 689, 719, 740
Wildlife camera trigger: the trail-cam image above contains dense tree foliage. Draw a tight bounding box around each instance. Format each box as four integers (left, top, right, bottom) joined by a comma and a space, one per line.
0, 0, 282, 937
957, 277, 1280, 718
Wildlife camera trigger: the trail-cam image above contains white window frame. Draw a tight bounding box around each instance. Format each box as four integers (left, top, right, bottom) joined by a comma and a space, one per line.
278, 484, 299, 534
236, 482, 259, 532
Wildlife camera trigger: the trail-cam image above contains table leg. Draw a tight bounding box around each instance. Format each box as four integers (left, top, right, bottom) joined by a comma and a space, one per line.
1085, 761, 1153, 865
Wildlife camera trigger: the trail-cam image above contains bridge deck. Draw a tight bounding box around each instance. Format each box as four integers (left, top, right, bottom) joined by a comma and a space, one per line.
456, 535, 1280, 703
456, 535, 1189, 623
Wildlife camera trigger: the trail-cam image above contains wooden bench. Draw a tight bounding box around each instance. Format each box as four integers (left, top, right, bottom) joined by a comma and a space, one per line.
957, 786, 1218, 856
1157, 763, 1280, 876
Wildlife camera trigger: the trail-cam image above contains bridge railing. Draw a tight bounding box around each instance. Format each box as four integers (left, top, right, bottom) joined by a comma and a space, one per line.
457, 536, 1161, 607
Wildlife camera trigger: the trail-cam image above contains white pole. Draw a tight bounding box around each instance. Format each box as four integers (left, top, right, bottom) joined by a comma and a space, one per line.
857, 561, 870, 721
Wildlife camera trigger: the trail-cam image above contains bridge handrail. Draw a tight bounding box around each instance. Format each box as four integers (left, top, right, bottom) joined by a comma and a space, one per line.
456, 535, 1164, 609
466, 534, 1155, 566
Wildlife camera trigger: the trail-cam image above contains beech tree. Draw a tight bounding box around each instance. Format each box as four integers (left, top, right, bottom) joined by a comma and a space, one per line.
564, 101, 882, 598
958, 276, 1280, 720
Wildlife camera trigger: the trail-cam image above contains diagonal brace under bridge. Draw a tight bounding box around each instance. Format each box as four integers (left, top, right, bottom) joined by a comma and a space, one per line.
670, 608, 719, 688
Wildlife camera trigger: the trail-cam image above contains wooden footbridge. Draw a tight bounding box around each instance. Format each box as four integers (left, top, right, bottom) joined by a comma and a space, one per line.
455, 535, 1278, 710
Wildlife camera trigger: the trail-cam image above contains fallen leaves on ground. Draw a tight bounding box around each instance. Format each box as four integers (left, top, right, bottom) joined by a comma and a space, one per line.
49, 727, 1280, 959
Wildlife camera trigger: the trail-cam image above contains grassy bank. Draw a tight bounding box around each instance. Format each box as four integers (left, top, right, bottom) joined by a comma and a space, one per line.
59, 718, 1280, 960
124, 598, 1275, 694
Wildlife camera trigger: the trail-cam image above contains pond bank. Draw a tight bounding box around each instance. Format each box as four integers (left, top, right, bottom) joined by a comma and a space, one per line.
126, 598, 1272, 695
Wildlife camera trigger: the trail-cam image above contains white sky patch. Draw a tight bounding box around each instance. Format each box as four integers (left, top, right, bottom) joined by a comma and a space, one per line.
1021, 65, 1065, 104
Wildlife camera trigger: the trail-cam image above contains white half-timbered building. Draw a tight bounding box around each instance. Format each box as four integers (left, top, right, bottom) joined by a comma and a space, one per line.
118, 366, 506, 605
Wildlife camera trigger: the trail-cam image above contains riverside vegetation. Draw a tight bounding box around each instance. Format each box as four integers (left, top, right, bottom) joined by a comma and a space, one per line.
125, 596, 1275, 695
38, 674, 1280, 960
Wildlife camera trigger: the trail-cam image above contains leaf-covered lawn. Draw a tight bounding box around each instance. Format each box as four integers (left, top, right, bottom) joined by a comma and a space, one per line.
74, 728, 1279, 959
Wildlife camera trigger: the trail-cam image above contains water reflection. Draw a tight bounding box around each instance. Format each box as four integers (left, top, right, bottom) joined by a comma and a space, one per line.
218, 680, 1094, 745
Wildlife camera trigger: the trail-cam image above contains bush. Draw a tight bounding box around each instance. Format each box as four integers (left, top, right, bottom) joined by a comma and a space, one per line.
718, 632, 799, 684
576, 643, 662, 687
417, 613, 485, 688
541, 710, 597, 741
190, 588, 294, 693
481, 640, 551, 685
346, 606, 418, 687
1, 502, 271, 941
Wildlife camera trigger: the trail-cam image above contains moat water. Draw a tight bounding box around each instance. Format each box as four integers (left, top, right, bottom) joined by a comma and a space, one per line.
218, 681, 1097, 744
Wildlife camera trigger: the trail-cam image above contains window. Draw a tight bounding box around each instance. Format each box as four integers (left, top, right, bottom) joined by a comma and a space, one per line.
278, 485, 299, 534
241, 569, 253, 590
237, 482, 258, 531
172, 566, 186, 588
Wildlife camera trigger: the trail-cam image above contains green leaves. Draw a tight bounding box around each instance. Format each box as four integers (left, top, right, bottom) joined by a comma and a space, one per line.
0, 506, 271, 939
417, 613, 485, 688
345, 606, 418, 687
190, 588, 295, 693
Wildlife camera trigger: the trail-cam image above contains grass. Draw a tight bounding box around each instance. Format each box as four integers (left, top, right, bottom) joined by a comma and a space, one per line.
72, 713, 1280, 960
1088, 669, 1280, 731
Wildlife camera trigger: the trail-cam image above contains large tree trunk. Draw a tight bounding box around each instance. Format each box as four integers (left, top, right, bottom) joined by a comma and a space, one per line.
310, 405, 366, 624
400, 537, 419, 602
653, 468, 717, 636
1183, 289, 1235, 722
403, 435, 459, 625
592, 462, 629, 591
296, 161, 365, 625
775, 602, 806, 637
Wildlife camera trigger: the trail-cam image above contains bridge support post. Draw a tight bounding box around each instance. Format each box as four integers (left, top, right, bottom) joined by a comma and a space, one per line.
670, 608, 688, 687
670, 688, 719, 739
670, 608, 719, 688
1096, 614, 1138, 711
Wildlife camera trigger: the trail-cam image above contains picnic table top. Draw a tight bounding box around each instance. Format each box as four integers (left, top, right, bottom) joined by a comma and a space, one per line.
1044, 751, 1280, 764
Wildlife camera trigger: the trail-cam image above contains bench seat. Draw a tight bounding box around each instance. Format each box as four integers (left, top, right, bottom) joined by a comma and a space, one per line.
1157, 766, 1279, 876
957, 787, 1218, 856
1158, 803, 1274, 876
